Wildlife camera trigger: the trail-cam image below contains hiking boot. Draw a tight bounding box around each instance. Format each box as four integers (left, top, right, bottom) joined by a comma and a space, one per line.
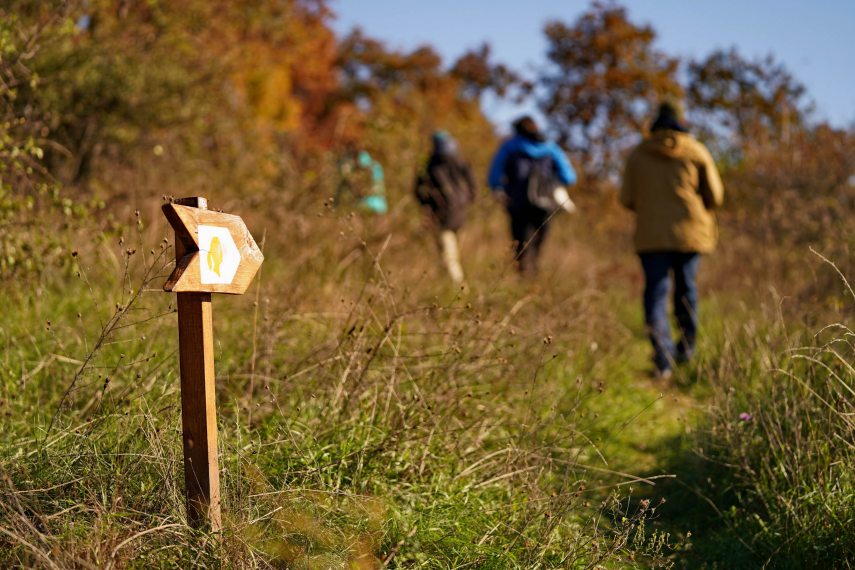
675, 350, 692, 364
655, 367, 673, 381
676, 339, 694, 364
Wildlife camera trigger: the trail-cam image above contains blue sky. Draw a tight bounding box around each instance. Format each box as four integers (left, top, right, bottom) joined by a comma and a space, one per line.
331, 0, 855, 131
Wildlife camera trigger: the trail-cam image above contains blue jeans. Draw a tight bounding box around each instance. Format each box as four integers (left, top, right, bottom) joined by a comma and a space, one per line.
639, 252, 701, 372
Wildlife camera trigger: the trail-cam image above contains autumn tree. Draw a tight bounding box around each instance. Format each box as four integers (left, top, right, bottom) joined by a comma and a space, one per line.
450, 43, 528, 102
335, 28, 453, 107
685, 48, 851, 278
215, 0, 341, 144
334, 29, 498, 195
539, 2, 681, 180
0, 3, 92, 275
686, 48, 810, 153
7, 0, 352, 206
17, 0, 216, 185
10, 0, 506, 208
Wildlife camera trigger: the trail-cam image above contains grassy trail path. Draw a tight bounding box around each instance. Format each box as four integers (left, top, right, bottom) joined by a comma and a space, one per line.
586, 294, 739, 566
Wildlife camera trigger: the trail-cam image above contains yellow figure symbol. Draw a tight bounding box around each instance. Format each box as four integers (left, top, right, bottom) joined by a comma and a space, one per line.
207, 236, 223, 276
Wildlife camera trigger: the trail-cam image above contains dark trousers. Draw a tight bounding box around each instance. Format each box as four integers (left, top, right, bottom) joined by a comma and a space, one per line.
639, 252, 701, 371
509, 204, 550, 276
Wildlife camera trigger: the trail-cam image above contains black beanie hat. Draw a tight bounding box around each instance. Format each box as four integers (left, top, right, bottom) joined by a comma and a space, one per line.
512, 115, 545, 142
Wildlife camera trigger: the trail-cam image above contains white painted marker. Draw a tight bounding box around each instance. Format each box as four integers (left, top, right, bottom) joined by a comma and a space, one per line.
198, 225, 241, 285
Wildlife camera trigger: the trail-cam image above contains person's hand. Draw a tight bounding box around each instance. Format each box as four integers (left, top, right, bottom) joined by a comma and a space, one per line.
491, 191, 509, 207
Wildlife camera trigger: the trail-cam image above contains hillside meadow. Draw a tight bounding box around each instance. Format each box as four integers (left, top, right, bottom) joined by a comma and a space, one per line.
2, 185, 852, 568
1, 1, 853, 568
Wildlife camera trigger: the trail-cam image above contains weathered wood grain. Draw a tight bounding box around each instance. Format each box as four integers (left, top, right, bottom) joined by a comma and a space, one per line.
177, 292, 222, 532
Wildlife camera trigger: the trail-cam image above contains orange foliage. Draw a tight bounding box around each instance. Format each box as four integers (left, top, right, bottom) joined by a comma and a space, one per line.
199, 1, 342, 146
541, 2, 682, 180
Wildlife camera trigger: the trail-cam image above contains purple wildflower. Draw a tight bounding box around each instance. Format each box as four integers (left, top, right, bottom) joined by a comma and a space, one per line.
739, 412, 753, 422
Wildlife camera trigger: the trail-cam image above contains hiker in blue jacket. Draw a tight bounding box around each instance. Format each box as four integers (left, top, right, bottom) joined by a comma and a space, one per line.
488, 116, 577, 276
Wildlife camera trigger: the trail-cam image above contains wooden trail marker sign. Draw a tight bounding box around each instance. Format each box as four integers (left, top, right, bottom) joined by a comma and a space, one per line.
163, 197, 263, 531
163, 201, 264, 295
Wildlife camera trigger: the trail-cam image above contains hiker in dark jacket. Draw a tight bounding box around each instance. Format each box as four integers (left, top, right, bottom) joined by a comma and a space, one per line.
488, 116, 577, 276
414, 131, 476, 283
621, 101, 724, 379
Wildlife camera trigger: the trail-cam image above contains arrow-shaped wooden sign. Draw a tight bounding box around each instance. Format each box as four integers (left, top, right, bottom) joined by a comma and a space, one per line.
162, 197, 265, 533
162, 203, 264, 295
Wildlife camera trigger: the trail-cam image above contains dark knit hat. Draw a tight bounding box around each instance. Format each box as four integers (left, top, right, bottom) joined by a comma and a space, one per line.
512, 115, 545, 142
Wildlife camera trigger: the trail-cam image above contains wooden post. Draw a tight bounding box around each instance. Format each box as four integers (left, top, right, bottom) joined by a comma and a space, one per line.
173, 197, 222, 532
164, 196, 262, 531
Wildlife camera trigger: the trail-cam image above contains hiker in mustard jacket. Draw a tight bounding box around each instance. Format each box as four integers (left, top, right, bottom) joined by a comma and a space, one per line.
621, 102, 724, 378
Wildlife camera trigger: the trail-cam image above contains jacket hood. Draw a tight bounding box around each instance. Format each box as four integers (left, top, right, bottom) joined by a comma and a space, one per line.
507, 135, 557, 159
639, 130, 702, 161
487, 134, 577, 189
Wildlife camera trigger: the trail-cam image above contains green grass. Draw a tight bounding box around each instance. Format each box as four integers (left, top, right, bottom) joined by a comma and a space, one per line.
0, 224, 679, 568
1, 206, 852, 568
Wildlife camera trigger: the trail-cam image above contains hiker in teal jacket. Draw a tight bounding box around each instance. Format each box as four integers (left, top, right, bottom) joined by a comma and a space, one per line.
336, 149, 388, 214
